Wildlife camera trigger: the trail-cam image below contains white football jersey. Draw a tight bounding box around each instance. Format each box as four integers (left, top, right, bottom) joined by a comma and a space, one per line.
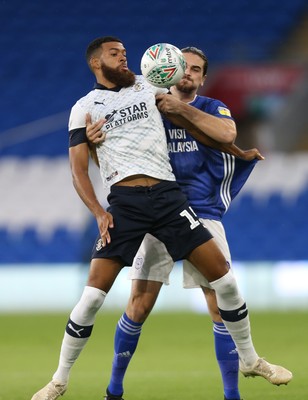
69, 75, 175, 188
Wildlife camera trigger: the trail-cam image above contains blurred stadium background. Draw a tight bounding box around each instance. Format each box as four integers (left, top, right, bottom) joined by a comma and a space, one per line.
1, 0, 308, 312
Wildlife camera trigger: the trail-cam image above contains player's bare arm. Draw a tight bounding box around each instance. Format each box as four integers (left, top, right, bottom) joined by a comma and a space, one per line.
69, 143, 114, 246
156, 93, 236, 144
165, 112, 264, 161
156, 95, 264, 161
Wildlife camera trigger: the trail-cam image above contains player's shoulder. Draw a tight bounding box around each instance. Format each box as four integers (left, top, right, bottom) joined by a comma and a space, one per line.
134, 75, 168, 95
193, 94, 226, 107
132, 74, 148, 89
69, 89, 96, 129
135, 74, 145, 83
194, 95, 232, 118
128, 75, 151, 92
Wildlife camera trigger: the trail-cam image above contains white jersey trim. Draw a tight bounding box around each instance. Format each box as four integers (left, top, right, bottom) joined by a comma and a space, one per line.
220, 153, 235, 211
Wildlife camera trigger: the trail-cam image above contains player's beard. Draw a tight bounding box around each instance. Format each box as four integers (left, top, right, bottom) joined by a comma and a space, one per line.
101, 64, 135, 87
176, 77, 197, 94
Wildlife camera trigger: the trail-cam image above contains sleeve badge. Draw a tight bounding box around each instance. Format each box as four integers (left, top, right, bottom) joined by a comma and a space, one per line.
217, 106, 231, 117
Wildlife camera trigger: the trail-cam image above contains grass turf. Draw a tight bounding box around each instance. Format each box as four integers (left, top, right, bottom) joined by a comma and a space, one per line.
1, 311, 307, 400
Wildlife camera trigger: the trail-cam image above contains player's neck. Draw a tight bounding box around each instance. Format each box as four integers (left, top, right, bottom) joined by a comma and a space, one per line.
95, 72, 118, 89
97, 78, 118, 89
171, 88, 197, 104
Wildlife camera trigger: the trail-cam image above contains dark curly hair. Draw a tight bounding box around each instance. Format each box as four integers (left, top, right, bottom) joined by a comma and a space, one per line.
85, 36, 123, 67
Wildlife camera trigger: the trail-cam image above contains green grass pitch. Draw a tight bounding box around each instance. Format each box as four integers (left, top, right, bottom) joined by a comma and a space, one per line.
1, 311, 307, 399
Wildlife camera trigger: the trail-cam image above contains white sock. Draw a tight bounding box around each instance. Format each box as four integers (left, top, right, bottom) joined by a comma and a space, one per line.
210, 270, 258, 367
52, 286, 106, 383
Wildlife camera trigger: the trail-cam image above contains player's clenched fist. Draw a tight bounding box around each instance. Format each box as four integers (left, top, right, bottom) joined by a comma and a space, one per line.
155, 93, 183, 114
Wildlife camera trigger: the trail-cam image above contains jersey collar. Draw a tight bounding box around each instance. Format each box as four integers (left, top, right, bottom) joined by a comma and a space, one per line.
189, 94, 198, 105
94, 82, 122, 92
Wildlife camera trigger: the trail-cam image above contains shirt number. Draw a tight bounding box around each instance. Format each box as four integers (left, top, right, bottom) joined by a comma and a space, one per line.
180, 207, 200, 230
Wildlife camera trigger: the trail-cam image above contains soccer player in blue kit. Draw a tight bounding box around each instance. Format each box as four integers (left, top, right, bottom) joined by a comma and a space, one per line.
31, 38, 292, 400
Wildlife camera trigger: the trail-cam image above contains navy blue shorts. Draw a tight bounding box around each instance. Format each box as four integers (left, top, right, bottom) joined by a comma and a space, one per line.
92, 181, 212, 265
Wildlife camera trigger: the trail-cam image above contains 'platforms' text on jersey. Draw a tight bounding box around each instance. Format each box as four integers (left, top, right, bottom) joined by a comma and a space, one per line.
104, 102, 148, 131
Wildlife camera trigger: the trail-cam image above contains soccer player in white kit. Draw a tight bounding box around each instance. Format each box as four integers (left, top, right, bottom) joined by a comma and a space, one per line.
31, 37, 292, 400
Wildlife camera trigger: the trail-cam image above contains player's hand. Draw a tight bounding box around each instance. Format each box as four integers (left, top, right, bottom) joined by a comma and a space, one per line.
86, 113, 106, 144
96, 211, 114, 247
242, 148, 265, 161
155, 93, 183, 114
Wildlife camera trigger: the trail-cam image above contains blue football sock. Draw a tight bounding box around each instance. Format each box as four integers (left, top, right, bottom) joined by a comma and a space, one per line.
107, 313, 143, 396
213, 321, 240, 400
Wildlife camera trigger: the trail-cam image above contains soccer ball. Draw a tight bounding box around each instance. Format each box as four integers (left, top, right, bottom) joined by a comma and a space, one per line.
140, 43, 186, 88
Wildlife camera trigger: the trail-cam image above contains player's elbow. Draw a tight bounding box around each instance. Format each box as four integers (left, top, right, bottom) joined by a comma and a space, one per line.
223, 131, 236, 144
222, 124, 237, 144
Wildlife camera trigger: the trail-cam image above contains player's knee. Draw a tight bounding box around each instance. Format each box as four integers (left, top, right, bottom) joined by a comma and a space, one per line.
82, 286, 106, 312
216, 272, 238, 299
210, 270, 245, 313
126, 294, 153, 323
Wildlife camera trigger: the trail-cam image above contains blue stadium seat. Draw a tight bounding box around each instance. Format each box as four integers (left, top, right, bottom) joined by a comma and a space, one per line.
1, 0, 307, 134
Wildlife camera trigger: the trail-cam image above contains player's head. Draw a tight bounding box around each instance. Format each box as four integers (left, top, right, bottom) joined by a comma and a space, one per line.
173, 46, 208, 94
86, 36, 135, 87
181, 47, 208, 76
85, 36, 123, 66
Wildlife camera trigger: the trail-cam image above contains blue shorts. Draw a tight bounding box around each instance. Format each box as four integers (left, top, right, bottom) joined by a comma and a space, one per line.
91, 181, 212, 265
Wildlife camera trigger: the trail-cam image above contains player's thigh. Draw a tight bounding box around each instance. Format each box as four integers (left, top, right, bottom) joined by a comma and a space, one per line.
187, 239, 228, 282
183, 259, 212, 288
183, 219, 232, 288
87, 257, 124, 293
128, 233, 174, 284
200, 219, 231, 263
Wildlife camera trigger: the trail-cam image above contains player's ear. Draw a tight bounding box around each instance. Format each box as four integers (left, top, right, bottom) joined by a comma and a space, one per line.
200, 74, 207, 87
89, 56, 100, 71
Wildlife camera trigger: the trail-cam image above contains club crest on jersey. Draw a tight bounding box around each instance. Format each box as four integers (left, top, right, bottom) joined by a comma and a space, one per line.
133, 82, 144, 92
218, 106, 231, 117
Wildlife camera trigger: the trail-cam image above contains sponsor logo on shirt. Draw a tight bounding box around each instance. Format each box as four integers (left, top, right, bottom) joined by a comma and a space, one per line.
167, 141, 199, 153
104, 102, 149, 131
167, 129, 199, 153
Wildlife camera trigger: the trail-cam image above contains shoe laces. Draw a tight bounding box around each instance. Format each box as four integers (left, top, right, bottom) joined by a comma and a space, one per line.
45, 382, 65, 400
257, 358, 275, 377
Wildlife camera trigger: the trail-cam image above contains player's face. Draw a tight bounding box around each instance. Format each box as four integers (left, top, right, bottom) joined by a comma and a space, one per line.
176, 53, 206, 93
100, 41, 128, 71
99, 41, 135, 87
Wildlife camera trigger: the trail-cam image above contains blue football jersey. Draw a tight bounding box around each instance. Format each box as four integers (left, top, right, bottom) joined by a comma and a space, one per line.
164, 95, 257, 220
